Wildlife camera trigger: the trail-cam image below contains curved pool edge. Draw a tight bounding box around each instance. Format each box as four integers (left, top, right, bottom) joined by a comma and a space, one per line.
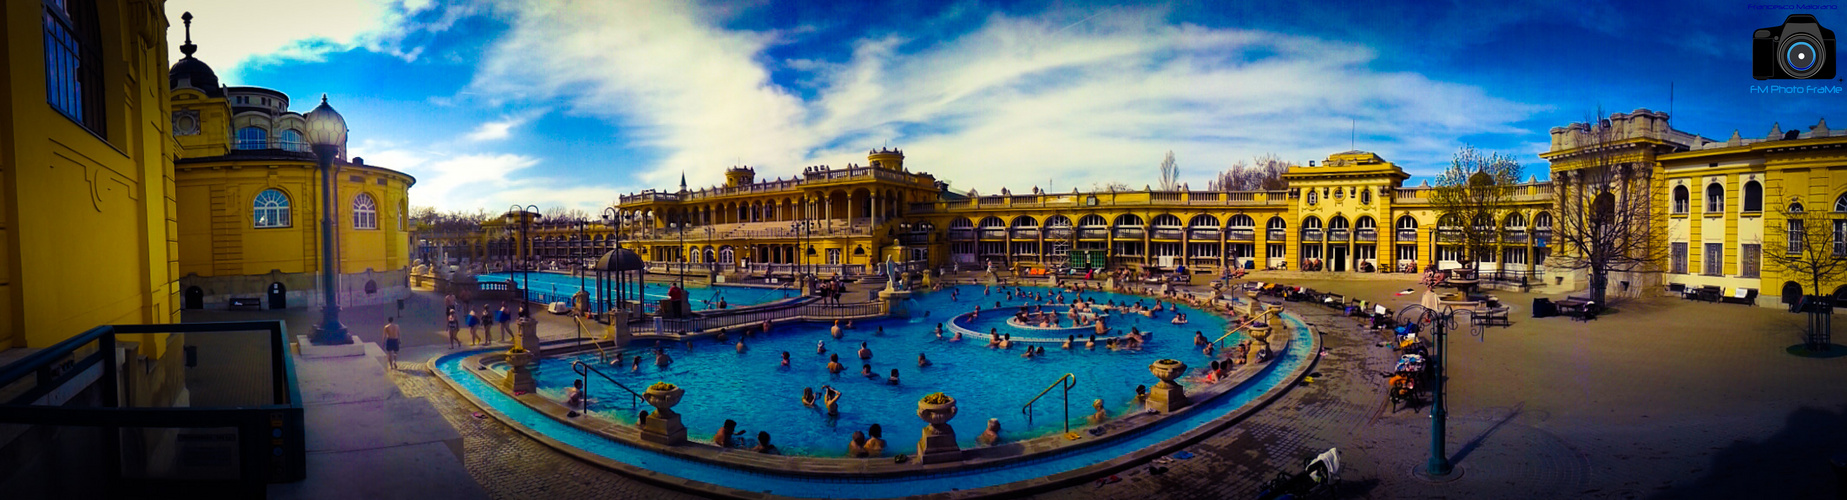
428, 313, 1323, 500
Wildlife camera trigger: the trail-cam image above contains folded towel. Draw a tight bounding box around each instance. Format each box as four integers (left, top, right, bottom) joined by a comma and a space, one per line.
1172, 451, 1196, 460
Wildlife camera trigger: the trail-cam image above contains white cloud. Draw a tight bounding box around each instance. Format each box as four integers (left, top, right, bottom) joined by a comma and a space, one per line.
463, 111, 541, 142
353, 139, 622, 214
465, 3, 1546, 201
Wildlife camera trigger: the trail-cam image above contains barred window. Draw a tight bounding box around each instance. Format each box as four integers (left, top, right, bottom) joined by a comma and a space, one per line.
253, 189, 290, 228
43, 0, 104, 134
353, 193, 377, 229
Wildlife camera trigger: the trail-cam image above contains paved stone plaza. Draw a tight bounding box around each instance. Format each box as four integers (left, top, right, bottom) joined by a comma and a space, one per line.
190, 275, 1847, 499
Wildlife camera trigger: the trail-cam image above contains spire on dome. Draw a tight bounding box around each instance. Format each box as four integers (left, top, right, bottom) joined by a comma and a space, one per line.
180, 12, 197, 58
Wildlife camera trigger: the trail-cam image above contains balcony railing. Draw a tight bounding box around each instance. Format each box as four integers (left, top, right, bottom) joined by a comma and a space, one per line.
898, 234, 930, 246
1396, 229, 1418, 241
949, 228, 975, 240
1189, 229, 1220, 240
1268, 229, 1288, 241
1011, 228, 1040, 238
1046, 228, 1072, 239
1301, 229, 1323, 242
1436, 229, 1462, 243
1078, 228, 1109, 239
978, 229, 1007, 239
1114, 228, 1145, 239
1356, 228, 1377, 242
1327, 229, 1349, 242
1151, 228, 1183, 240
1504, 231, 1529, 244
1227, 228, 1255, 241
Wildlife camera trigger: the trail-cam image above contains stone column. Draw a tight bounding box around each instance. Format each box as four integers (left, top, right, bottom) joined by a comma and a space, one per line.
518, 317, 542, 357
502, 350, 536, 394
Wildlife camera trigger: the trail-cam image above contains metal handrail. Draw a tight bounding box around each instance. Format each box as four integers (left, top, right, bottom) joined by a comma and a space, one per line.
1020, 373, 1077, 435
572, 360, 644, 411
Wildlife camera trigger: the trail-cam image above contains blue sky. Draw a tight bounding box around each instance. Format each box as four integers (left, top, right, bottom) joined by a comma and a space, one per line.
166, 0, 1843, 212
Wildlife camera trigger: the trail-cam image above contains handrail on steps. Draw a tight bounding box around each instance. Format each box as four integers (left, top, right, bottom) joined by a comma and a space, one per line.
1020, 373, 1077, 436
572, 360, 645, 412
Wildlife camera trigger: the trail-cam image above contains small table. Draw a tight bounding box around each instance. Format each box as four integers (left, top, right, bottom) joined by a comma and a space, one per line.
1555, 298, 1594, 320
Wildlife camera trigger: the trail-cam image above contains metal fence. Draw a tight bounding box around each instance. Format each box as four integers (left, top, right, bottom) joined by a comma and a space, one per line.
634, 299, 884, 335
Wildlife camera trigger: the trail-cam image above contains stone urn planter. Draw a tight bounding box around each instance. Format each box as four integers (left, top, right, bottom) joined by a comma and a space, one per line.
916, 393, 962, 464
1147, 359, 1191, 412
502, 350, 536, 394
640, 382, 687, 445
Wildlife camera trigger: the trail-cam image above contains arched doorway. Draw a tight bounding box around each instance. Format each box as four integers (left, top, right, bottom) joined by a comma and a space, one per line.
1782, 281, 1803, 305
267, 282, 287, 309
184, 286, 204, 310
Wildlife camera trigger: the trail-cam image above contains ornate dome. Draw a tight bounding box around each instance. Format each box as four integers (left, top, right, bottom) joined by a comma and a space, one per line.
594, 248, 645, 272
168, 12, 223, 97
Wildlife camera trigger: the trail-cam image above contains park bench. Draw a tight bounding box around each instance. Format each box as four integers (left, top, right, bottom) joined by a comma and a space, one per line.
228, 297, 262, 310
1719, 288, 1758, 306
1471, 307, 1511, 328
1555, 295, 1597, 321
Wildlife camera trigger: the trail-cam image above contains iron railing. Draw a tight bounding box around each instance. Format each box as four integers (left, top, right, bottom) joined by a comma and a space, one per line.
0, 320, 304, 496
1021, 373, 1077, 435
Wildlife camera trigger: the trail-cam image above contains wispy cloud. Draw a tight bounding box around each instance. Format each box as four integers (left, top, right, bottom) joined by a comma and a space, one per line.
164, 0, 478, 79
468, 3, 1546, 199
463, 109, 544, 142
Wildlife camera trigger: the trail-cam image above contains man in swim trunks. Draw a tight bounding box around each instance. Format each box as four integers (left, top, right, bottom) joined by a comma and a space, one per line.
382, 317, 401, 370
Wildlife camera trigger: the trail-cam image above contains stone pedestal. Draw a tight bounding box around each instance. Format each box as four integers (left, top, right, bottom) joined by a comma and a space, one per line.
502, 351, 536, 394
608, 310, 633, 348
916, 396, 962, 464
640, 385, 688, 445
517, 318, 542, 357
1147, 359, 1191, 413
880, 289, 913, 318
572, 290, 590, 314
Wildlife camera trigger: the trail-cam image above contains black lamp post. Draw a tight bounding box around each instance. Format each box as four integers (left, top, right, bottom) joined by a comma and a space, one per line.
1394, 302, 1490, 478
305, 95, 350, 345
509, 204, 540, 302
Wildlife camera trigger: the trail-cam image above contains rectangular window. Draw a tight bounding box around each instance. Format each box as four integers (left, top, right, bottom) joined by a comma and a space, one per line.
1836, 221, 1847, 256
1502, 247, 1526, 265
43, 0, 104, 135
1396, 244, 1418, 262
825, 248, 841, 265
1299, 244, 1322, 259
1267, 244, 1285, 259
1741, 244, 1760, 278
1437, 246, 1463, 262
1671, 242, 1687, 274
1789, 220, 1805, 254
1704, 243, 1723, 276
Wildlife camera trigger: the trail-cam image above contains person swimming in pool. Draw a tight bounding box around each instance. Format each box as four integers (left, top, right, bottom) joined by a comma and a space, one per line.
817, 340, 827, 354
1063, 335, 1074, 350
827, 353, 844, 374
1088, 399, 1109, 424
875, 325, 884, 336
631, 355, 642, 372
780, 351, 790, 367
823, 386, 842, 416
935, 323, 944, 339
1086, 334, 1097, 350
888, 368, 900, 385
1194, 331, 1209, 346
655, 349, 673, 367
986, 330, 1001, 348
858, 342, 873, 360
802, 386, 817, 407
1022, 346, 1035, 358
951, 329, 963, 342
861, 364, 875, 378
917, 353, 931, 367
831, 320, 843, 339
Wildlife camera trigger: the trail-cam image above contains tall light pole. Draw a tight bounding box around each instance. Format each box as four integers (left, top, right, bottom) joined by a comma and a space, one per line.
509, 204, 540, 302
305, 95, 350, 345
1394, 302, 1488, 478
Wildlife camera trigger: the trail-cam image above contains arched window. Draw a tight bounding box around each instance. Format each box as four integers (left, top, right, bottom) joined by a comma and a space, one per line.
1356, 216, 1376, 229
1229, 214, 1255, 228
1706, 183, 1725, 213
279, 129, 306, 152
1672, 185, 1689, 214
1113, 214, 1144, 226
1045, 215, 1072, 228
949, 217, 973, 228
253, 189, 290, 228
1744, 181, 1763, 212
1835, 193, 1847, 213
1396, 216, 1418, 229
1188, 214, 1219, 227
352, 193, 377, 229
1151, 214, 1182, 227
1078, 214, 1107, 227
1534, 212, 1553, 230
235, 126, 268, 150
1267, 217, 1287, 230
978, 216, 1005, 228
1504, 213, 1527, 228
1305, 190, 1318, 205
1303, 216, 1322, 229
1011, 216, 1038, 227
1328, 216, 1349, 229
1438, 214, 1461, 228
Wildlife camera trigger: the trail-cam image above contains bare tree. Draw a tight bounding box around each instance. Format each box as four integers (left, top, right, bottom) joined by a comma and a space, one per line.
1091, 181, 1130, 192
1762, 199, 1847, 349
1206, 153, 1289, 191
1428, 146, 1523, 277
1547, 108, 1670, 305
1158, 151, 1180, 191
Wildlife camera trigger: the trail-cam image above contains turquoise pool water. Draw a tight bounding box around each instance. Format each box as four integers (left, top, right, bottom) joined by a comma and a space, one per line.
478, 272, 796, 310
433, 295, 1312, 498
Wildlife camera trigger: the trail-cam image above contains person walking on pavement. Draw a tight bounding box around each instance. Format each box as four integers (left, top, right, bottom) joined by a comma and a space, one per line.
497, 302, 514, 343
481, 304, 496, 343
383, 317, 402, 370
466, 309, 481, 346
447, 310, 461, 349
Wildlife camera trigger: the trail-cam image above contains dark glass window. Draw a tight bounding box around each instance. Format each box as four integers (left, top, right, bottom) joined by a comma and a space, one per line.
43, 0, 104, 134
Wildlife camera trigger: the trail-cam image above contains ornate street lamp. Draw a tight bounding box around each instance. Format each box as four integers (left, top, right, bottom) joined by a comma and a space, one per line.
1394, 302, 1492, 478
305, 95, 350, 345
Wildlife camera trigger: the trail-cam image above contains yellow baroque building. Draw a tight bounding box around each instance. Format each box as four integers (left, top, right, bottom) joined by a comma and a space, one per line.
1, 0, 183, 387
167, 24, 415, 310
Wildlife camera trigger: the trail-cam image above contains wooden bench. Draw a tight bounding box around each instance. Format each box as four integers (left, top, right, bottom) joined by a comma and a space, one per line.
228, 297, 263, 310
1555, 296, 1597, 321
